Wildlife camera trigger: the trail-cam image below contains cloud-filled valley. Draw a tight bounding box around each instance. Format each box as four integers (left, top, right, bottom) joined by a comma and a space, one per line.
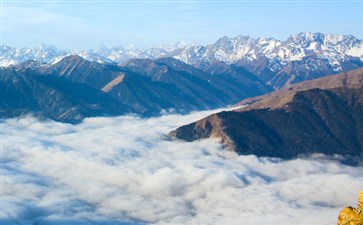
2, 110, 362, 225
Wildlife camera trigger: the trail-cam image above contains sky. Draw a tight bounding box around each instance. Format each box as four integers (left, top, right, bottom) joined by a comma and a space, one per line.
2, 111, 363, 225
1, 0, 363, 50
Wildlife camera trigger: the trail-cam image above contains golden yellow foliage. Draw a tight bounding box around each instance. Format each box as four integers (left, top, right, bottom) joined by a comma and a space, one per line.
338, 191, 363, 225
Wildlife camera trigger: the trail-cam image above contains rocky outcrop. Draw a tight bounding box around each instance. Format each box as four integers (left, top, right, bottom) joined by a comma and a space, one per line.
171, 68, 363, 162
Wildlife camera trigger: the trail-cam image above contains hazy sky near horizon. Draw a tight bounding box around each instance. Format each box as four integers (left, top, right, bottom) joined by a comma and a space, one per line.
2, 0, 363, 49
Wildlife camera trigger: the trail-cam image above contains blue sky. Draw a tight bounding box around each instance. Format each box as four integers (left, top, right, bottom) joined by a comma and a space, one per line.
2, 0, 363, 49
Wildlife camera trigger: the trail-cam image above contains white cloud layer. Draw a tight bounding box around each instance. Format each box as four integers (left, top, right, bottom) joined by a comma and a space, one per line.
1, 110, 362, 225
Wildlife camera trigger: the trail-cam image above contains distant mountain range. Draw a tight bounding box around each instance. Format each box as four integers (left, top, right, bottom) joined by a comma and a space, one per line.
0, 41, 187, 67
171, 67, 363, 164
2, 32, 363, 88
1, 55, 271, 122
1, 32, 363, 123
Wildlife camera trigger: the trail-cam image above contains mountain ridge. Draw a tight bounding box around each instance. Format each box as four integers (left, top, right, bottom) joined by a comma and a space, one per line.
1, 55, 271, 122
3, 32, 361, 66
171, 67, 363, 163
237, 67, 363, 111
3, 32, 362, 88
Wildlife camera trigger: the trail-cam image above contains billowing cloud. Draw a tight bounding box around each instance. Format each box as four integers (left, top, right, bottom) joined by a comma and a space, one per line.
1, 110, 362, 225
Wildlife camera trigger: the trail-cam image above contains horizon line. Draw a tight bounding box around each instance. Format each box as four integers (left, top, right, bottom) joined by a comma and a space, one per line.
1, 31, 362, 51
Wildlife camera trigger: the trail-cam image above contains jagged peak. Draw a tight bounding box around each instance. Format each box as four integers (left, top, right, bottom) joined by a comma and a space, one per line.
53, 54, 90, 67
1, 32, 362, 70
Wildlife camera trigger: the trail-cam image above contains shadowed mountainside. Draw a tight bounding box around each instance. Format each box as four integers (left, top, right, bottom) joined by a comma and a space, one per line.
0, 68, 131, 123
1, 56, 271, 122
171, 67, 363, 163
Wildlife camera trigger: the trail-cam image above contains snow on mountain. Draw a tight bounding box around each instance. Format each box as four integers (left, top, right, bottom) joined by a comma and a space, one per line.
1, 32, 362, 72
0, 44, 68, 67
173, 32, 362, 67
169, 32, 362, 89
74, 49, 115, 64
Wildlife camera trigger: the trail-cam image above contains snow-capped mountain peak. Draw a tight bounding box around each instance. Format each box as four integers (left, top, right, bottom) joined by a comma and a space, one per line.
1, 33, 362, 82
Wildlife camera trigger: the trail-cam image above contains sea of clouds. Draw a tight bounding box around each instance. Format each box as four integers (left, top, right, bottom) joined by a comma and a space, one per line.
1, 109, 362, 225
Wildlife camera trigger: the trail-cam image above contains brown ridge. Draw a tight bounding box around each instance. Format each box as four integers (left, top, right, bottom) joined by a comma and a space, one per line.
101, 74, 125, 92
237, 67, 363, 111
